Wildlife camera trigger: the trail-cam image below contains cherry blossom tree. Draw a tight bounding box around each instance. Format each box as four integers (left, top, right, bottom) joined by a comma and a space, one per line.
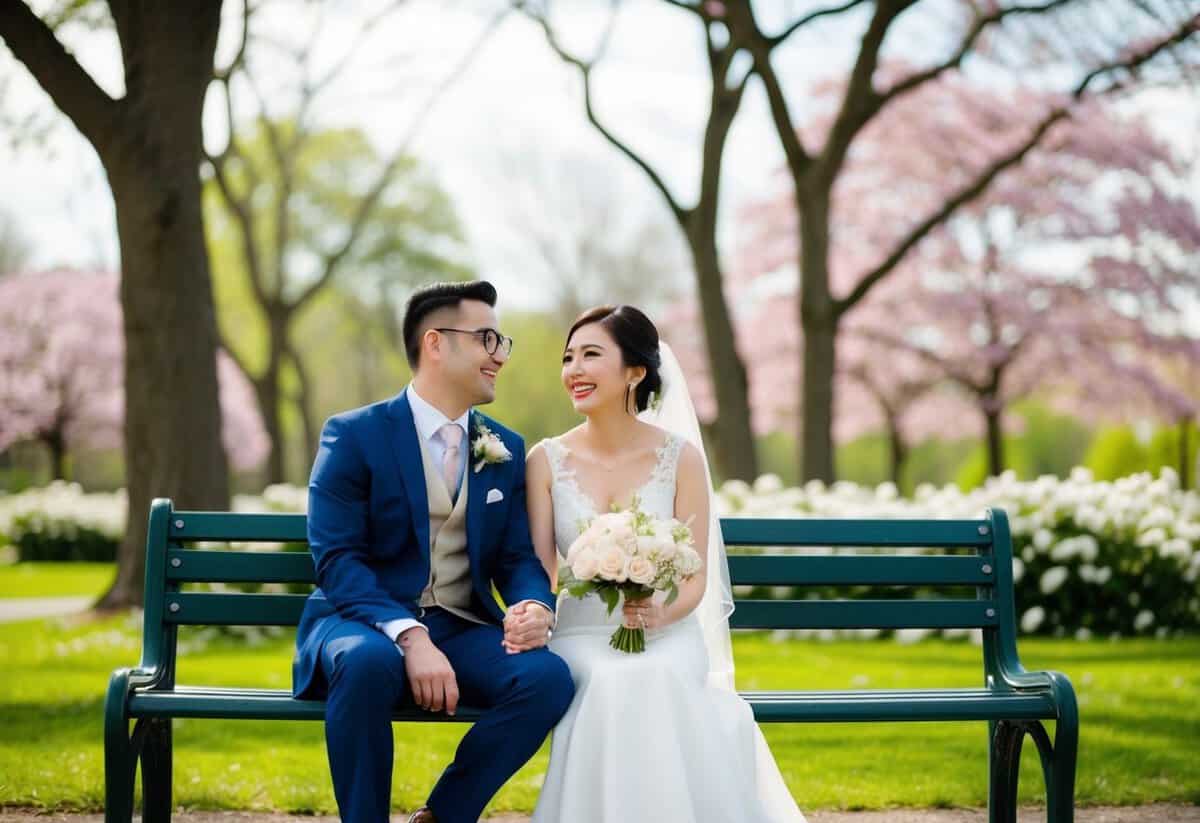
733, 78, 1200, 478
0, 270, 268, 480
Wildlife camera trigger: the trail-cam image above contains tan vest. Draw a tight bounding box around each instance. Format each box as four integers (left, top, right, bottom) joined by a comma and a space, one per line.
416, 431, 485, 624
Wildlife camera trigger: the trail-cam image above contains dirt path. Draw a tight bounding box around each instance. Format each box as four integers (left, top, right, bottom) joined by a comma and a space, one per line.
0, 596, 92, 623
2, 806, 1197, 822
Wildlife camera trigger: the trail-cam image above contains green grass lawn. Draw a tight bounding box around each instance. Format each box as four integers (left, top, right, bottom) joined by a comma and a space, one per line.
1, 614, 1197, 815
0, 562, 115, 598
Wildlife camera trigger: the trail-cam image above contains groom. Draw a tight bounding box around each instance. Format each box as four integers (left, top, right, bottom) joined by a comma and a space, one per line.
293, 280, 573, 823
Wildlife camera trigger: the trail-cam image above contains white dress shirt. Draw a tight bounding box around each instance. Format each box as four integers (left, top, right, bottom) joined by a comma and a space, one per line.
379, 384, 551, 652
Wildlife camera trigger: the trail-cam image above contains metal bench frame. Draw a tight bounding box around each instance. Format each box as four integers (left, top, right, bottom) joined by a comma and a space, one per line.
105, 499, 1077, 822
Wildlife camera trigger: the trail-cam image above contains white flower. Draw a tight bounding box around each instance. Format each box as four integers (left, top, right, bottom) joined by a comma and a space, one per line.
1039, 566, 1069, 595
1134, 610, 1155, 632
597, 547, 629, 582
1034, 529, 1054, 550
1010, 557, 1025, 583
1137, 527, 1167, 548
571, 550, 600, 581
1020, 607, 1046, 633
470, 422, 512, 472
677, 545, 703, 576
627, 556, 656, 586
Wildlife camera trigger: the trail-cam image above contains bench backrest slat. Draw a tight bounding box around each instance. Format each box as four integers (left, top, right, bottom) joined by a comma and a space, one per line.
722, 518, 993, 548
725, 555, 994, 586
166, 549, 316, 584
729, 599, 998, 630
164, 592, 309, 626
145, 503, 1014, 635
169, 511, 308, 542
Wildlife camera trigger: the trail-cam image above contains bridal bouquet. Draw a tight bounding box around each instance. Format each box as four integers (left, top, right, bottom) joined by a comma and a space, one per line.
558, 499, 703, 653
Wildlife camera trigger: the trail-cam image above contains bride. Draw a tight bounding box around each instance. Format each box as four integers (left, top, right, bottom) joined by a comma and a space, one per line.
516, 304, 807, 823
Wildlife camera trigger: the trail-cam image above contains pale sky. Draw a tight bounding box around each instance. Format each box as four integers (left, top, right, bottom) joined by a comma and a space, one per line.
0, 0, 824, 310
1, 0, 1196, 320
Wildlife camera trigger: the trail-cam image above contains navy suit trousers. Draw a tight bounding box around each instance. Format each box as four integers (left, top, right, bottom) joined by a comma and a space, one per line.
317, 608, 574, 823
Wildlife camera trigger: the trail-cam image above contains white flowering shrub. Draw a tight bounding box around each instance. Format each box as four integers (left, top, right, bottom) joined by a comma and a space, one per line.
717, 468, 1200, 636
0, 482, 126, 561
5, 472, 1197, 635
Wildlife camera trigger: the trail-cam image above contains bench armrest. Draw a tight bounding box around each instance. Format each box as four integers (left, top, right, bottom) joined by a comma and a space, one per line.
994, 665, 1078, 726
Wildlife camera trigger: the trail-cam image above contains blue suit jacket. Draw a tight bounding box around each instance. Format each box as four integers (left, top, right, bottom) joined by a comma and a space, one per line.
292, 388, 555, 699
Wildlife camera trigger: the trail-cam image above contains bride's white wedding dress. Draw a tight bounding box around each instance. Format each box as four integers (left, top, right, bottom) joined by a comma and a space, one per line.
530, 433, 807, 823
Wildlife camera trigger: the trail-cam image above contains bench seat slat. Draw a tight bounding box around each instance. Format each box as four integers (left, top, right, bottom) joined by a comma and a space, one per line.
729, 600, 997, 630
128, 686, 1053, 723
167, 550, 316, 584
726, 555, 994, 586
721, 518, 993, 548
164, 592, 308, 625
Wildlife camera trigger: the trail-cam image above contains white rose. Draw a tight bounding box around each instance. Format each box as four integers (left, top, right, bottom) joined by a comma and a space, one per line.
483, 438, 509, 461
1020, 606, 1045, 633
571, 550, 601, 581
627, 556, 656, 586
566, 534, 593, 564
598, 547, 629, 582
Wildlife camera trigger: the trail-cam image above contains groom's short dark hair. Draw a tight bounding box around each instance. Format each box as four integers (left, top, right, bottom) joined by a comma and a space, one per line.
403, 280, 498, 369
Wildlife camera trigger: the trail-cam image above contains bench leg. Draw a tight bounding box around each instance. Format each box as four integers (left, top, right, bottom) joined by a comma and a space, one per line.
104, 675, 138, 823
140, 718, 174, 823
988, 720, 1024, 823
1026, 720, 1076, 823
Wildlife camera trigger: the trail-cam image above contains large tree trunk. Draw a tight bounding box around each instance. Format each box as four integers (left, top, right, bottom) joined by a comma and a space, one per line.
257, 312, 288, 485
42, 429, 67, 482
984, 406, 1005, 478
289, 345, 320, 476
797, 186, 838, 483
886, 415, 907, 488
686, 222, 758, 483
96, 4, 228, 610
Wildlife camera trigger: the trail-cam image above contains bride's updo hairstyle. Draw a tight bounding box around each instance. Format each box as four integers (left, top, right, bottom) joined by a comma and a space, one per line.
566, 305, 663, 414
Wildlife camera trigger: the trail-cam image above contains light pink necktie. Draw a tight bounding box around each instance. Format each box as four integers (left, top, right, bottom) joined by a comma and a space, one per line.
438, 423, 464, 499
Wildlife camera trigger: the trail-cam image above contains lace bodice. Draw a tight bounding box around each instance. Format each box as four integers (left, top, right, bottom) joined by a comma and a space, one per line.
542, 433, 685, 559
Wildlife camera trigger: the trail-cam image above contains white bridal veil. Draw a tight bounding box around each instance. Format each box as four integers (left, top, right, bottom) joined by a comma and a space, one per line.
638, 341, 737, 691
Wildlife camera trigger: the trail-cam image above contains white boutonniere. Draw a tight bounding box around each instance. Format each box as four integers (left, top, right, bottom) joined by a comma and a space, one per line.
472, 420, 512, 472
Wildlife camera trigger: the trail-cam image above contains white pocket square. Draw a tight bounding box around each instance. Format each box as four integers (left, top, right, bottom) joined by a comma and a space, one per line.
486, 488, 504, 504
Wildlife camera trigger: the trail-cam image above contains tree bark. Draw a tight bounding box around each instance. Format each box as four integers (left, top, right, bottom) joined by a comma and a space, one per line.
255, 309, 288, 485
886, 414, 907, 488
75, 3, 227, 610
984, 405, 1005, 478
42, 429, 67, 482
798, 183, 838, 482
685, 220, 758, 482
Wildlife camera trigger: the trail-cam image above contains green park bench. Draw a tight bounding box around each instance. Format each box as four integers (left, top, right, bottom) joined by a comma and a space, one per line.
105, 498, 1077, 823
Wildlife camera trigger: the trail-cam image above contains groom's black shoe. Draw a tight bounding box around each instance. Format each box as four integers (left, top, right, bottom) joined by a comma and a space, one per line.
407, 808, 437, 823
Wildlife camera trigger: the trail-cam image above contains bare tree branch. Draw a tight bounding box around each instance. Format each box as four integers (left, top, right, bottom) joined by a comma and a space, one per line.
205, 149, 271, 306
877, 0, 1076, 105
819, 0, 914, 177
838, 11, 1200, 315
769, 0, 870, 45
0, 0, 122, 149
524, 5, 688, 223
214, 0, 253, 81
294, 4, 510, 311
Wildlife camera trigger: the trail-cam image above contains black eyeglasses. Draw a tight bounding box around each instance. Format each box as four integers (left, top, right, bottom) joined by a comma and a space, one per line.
434, 327, 514, 357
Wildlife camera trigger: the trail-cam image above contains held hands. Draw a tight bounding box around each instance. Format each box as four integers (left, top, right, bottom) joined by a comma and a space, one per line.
502, 601, 554, 655
622, 596, 669, 631
399, 627, 459, 716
